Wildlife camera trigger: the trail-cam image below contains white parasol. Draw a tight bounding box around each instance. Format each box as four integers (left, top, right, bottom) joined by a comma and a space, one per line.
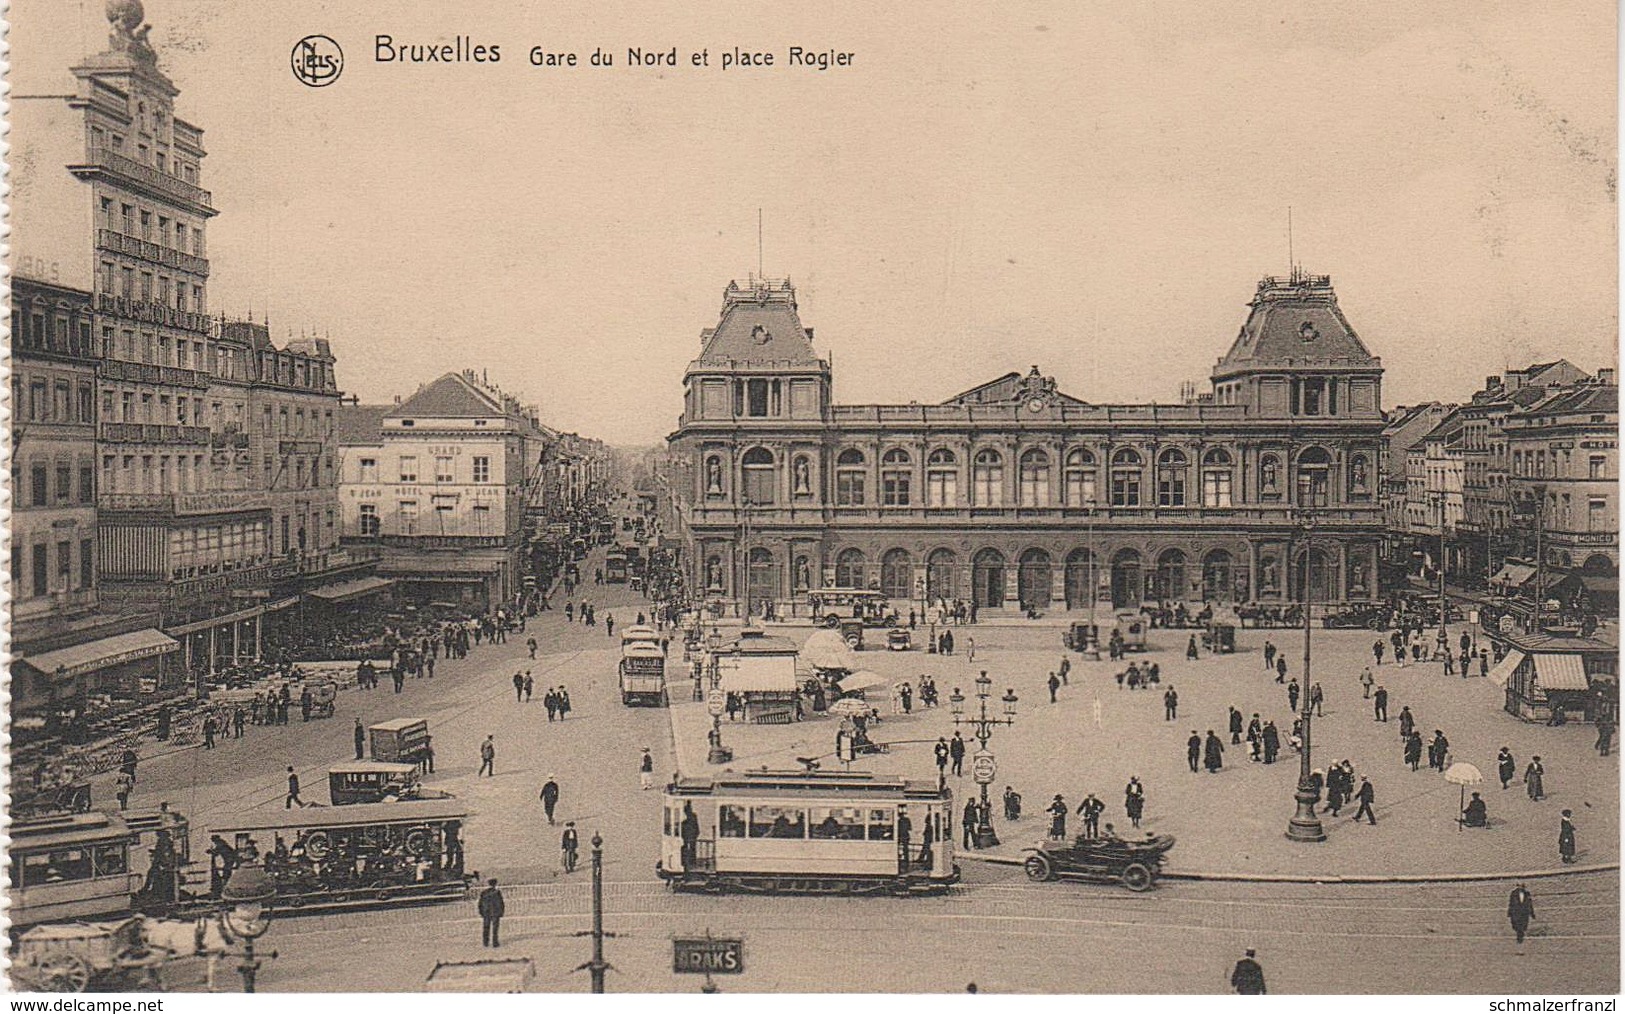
835, 670, 889, 694
1443, 761, 1483, 831
800, 629, 860, 673
828, 698, 873, 718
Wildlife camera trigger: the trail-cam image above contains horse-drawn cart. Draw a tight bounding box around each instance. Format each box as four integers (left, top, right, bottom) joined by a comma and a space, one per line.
10, 918, 168, 992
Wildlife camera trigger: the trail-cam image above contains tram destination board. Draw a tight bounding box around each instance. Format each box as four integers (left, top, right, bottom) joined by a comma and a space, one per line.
673, 937, 744, 975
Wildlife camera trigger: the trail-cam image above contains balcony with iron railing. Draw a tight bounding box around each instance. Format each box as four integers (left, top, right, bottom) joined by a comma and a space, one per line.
75, 146, 214, 211
95, 228, 210, 276
99, 357, 211, 389
689, 502, 1386, 527
95, 292, 214, 334
100, 422, 213, 445
100, 490, 270, 515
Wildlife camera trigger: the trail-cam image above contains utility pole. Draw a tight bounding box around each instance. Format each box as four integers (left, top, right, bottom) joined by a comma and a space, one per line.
574, 833, 612, 992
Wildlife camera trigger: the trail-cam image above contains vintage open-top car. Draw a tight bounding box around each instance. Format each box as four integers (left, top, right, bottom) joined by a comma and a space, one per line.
1022, 832, 1175, 891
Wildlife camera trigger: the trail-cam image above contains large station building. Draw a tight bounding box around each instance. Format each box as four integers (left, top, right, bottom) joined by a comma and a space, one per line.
665, 272, 1388, 617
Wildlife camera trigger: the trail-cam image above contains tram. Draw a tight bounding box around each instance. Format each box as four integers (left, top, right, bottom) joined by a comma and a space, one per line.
657, 770, 958, 895
8, 812, 146, 930
206, 799, 473, 911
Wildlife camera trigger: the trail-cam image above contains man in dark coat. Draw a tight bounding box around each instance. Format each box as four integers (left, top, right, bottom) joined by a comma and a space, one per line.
949, 732, 966, 777
1404, 731, 1424, 771
1163, 687, 1178, 721
1398, 705, 1415, 741
962, 798, 979, 849
1203, 730, 1224, 773
1231, 949, 1266, 994
1077, 793, 1105, 838
1507, 884, 1535, 944
1186, 731, 1202, 773
1048, 672, 1061, 704
1373, 686, 1388, 722
1354, 776, 1377, 825
1428, 730, 1450, 771
478, 879, 505, 947
1497, 747, 1516, 790
539, 775, 560, 824
1261, 722, 1280, 764
354, 718, 366, 761
1228, 706, 1243, 744
1274, 656, 1288, 683
934, 738, 950, 781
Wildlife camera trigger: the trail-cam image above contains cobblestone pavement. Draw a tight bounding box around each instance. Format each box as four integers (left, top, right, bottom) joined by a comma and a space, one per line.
112, 552, 677, 887
671, 623, 1619, 878
110, 595, 1619, 992
165, 866, 1618, 993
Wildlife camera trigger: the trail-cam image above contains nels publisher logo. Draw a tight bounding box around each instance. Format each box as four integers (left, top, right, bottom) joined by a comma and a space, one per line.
292, 35, 344, 87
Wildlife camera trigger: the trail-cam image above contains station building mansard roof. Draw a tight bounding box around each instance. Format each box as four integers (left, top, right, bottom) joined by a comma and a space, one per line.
668, 271, 1388, 615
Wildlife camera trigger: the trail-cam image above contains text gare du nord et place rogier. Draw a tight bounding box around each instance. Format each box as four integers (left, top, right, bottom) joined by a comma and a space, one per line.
373, 36, 853, 70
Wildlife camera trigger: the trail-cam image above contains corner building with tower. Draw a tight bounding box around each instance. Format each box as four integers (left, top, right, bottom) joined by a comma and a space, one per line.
666, 273, 1387, 617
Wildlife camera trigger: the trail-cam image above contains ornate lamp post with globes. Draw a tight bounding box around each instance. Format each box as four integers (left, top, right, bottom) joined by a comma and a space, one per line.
220, 866, 277, 992
1286, 509, 1326, 843
950, 671, 1019, 848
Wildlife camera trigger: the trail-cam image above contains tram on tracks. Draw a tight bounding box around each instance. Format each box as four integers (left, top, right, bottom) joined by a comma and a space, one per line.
204, 799, 472, 911
657, 770, 959, 895
8, 812, 148, 931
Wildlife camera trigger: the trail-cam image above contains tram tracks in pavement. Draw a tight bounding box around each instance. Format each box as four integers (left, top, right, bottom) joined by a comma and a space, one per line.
251, 872, 1619, 942
175, 647, 591, 821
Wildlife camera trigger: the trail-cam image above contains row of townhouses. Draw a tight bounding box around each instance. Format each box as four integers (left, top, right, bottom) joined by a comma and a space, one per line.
9, 11, 610, 718
1383, 361, 1617, 601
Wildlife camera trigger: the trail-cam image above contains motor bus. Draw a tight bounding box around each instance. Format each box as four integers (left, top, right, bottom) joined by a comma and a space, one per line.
605, 549, 629, 583
619, 625, 667, 706
657, 769, 958, 895
807, 588, 897, 629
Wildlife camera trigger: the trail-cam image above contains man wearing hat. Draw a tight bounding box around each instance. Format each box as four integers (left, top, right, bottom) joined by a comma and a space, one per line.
540, 774, 560, 825
1354, 776, 1377, 825
562, 822, 580, 873
1507, 883, 1535, 944
1230, 949, 1266, 994
477, 878, 505, 947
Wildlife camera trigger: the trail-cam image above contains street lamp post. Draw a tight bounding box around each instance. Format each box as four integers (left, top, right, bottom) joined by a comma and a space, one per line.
949, 671, 1019, 848
220, 866, 277, 993
739, 496, 753, 621
705, 627, 734, 764
1532, 483, 1547, 633
1084, 519, 1101, 660
1286, 512, 1326, 843
1435, 492, 1450, 661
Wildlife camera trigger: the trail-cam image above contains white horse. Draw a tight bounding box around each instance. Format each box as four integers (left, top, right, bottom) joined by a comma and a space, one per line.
138, 914, 238, 991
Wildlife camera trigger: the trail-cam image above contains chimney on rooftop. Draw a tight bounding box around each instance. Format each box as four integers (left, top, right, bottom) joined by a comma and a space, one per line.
1596, 368, 1615, 386
1485, 375, 1503, 393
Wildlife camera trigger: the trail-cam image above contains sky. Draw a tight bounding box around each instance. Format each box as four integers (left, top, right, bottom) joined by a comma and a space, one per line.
10, 0, 1618, 446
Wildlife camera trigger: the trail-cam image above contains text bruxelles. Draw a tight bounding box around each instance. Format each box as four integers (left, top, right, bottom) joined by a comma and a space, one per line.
373, 37, 853, 71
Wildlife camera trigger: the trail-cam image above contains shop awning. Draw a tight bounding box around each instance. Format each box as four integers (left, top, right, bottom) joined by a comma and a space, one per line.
308, 576, 396, 603
19, 628, 178, 680
1534, 654, 1590, 691
1486, 650, 1525, 689
1489, 563, 1537, 587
